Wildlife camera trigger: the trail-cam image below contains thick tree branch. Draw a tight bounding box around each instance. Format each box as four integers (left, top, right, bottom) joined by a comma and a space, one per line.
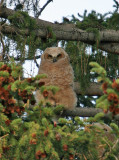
63, 107, 102, 117
0, 7, 119, 54
99, 43, 119, 55
74, 82, 103, 96
62, 107, 119, 120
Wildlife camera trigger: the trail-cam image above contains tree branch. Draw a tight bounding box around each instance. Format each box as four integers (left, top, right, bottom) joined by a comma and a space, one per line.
62, 107, 119, 120
0, 31, 5, 60
34, 55, 40, 68
36, 0, 53, 18
0, 7, 119, 54
99, 43, 119, 55
63, 107, 102, 117
74, 82, 103, 96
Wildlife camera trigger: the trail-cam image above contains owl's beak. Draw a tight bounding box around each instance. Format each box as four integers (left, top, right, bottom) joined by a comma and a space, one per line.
53, 57, 57, 63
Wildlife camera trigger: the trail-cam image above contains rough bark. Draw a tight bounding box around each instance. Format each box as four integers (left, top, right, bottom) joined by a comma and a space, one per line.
63, 107, 102, 117
62, 107, 119, 120
0, 6, 119, 54
74, 82, 103, 96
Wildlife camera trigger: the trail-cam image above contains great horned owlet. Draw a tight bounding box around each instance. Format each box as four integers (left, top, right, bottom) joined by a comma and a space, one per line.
36, 47, 77, 110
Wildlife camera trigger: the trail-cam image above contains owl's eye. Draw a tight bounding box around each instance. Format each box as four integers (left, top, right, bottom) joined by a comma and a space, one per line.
47, 54, 52, 59
57, 54, 62, 59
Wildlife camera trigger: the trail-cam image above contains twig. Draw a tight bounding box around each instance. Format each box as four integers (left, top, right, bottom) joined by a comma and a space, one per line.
36, 0, 53, 18
83, 154, 87, 160
34, 54, 40, 68
0, 133, 9, 140
6, 54, 12, 61
1, 55, 41, 62
113, 139, 119, 149
23, 68, 33, 77
101, 138, 119, 160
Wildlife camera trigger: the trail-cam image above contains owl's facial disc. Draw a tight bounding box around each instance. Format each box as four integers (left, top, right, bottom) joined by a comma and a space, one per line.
53, 53, 64, 63
45, 53, 65, 63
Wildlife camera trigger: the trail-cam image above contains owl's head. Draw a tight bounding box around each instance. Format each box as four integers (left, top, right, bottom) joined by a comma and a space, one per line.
41, 47, 69, 63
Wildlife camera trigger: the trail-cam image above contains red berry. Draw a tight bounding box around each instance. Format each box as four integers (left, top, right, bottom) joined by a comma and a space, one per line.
103, 90, 107, 94
27, 78, 33, 83
38, 82, 45, 87
32, 133, 36, 138
44, 130, 49, 137
54, 121, 57, 127
69, 154, 74, 160
41, 153, 46, 158
5, 120, 11, 126
103, 109, 108, 114
43, 90, 49, 98
63, 144, 68, 151
35, 150, 42, 159
55, 133, 61, 141
29, 139, 37, 145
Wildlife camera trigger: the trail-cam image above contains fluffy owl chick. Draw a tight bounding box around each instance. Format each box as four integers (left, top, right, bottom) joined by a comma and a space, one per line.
36, 47, 77, 110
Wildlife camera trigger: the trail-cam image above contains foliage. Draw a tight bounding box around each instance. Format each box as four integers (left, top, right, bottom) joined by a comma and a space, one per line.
4, 10, 57, 62
0, 1, 119, 159
1, 0, 119, 85
64, 3, 119, 83
0, 62, 119, 160
8, 11, 36, 30
60, 1, 119, 107
90, 62, 119, 117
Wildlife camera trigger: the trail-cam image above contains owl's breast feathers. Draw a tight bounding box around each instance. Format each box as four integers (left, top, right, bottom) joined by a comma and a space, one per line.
38, 61, 74, 88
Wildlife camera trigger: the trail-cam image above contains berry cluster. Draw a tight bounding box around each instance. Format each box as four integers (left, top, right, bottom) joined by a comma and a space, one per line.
0, 64, 37, 117
0, 64, 24, 116
102, 80, 119, 115
18, 89, 36, 105
43, 90, 49, 98
112, 80, 119, 91
35, 150, 47, 159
